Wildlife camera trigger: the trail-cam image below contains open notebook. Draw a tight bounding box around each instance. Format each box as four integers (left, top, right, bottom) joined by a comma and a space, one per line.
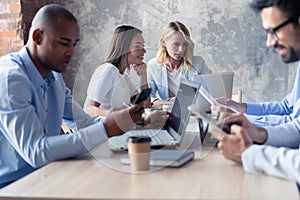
109, 79, 200, 151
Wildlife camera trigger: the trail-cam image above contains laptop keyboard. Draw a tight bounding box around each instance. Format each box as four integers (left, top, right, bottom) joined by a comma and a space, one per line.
127, 129, 175, 145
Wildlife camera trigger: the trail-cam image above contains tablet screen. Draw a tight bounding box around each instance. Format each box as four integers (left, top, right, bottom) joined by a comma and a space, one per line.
188, 104, 228, 136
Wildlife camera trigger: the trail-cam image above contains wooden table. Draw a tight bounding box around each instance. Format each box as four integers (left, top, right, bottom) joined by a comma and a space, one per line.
0, 118, 298, 199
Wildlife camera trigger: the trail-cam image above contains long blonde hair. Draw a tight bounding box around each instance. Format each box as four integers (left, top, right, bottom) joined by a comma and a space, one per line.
104, 25, 142, 69
156, 21, 194, 71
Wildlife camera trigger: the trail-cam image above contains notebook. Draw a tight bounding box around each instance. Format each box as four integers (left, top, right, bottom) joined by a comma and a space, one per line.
193, 72, 234, 112
121, 150, 194, 167
109, 79, 200, 151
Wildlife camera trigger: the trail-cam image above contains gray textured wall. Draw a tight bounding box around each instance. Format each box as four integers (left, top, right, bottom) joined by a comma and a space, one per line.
59, 0, 298, 106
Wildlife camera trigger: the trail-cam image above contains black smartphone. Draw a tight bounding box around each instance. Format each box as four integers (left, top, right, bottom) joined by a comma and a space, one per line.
132, 88, 151, 104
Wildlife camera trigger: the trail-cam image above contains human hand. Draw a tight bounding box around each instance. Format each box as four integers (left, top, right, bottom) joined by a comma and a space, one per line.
211, 105, 236, 120
151, 99, 173, 110
142, 110, 169, 128
167, 97, 175, 102
217, 124, 253, 163
104, 102, 145, 137
133, 62, 147, 76
216, 97, 247, 113
218, 113, 267, 144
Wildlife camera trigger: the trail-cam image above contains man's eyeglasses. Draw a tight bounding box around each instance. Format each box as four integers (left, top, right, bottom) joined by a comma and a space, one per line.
265, 16, 298, 40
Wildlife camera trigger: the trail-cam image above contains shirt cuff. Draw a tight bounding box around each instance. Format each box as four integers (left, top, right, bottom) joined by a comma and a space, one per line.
78, 121, 108, 151
242, 145, 264, 174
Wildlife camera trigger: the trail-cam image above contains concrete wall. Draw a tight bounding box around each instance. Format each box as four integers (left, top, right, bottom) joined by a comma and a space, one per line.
59, 0, 298, 106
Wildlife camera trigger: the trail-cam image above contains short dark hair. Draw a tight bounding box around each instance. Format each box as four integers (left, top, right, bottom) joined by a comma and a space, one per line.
250, 0, 300, 19
31, 4, 77, 30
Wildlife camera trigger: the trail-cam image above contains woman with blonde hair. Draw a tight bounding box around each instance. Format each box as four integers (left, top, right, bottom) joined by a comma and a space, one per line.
147, 21, 211, 104
84, 25, 151, 116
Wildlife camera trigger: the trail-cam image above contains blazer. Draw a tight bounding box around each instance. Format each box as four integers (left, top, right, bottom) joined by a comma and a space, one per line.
147, 56, 211, 101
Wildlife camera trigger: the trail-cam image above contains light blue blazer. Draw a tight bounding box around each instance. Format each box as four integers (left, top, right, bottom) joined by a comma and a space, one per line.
147, 56, 211, 101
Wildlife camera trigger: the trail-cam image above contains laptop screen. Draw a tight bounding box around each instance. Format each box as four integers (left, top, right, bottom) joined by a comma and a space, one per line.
167, 79, 200, 141
193, 72, 234, 112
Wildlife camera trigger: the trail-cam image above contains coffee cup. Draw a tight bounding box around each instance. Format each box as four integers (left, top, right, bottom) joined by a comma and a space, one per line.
127, 136, 151, 172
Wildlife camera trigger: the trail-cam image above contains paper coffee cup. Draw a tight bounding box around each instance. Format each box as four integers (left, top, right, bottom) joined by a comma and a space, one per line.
127, 136, 151, 172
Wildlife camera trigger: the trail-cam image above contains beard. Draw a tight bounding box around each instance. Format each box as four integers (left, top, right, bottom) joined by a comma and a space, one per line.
281, 48, 300, 63
275, 44, 300, 63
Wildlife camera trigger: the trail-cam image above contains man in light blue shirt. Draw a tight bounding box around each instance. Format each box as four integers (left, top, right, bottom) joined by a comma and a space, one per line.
213, 0, 300, 187
0, 4, 145, 188
217, 61, 300, 126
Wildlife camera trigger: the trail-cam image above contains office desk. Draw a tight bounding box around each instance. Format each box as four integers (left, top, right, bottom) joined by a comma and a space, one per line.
0, 119, 298, 199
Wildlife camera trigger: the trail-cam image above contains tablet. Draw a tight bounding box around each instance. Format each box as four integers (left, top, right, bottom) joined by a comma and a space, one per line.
188, 104, 229, 136
199, 86, 239, 113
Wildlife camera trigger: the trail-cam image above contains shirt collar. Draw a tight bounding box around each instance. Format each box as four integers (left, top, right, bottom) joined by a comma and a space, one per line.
20, 46, 56, 89
163, 59, 184, 72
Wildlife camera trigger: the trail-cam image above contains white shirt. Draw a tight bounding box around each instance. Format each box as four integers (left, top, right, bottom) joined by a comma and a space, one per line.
87, 63, 138, 109
167, 67, 183, 97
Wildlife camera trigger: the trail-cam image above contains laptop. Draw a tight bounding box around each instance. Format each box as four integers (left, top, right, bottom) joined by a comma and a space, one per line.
109, 79, 200, 151
193, 72, 234, 112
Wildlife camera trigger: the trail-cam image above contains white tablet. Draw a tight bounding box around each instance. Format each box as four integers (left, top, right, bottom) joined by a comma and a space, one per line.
188, 104, 229, 136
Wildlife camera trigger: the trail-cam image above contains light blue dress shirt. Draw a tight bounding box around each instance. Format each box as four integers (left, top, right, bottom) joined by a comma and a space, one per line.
242, 107, 300, 186
242, 144, 300, 186
241, 63, 300, 186
246, 62, 300, 126
242, 142, 300, 187
0, 47, 108, 188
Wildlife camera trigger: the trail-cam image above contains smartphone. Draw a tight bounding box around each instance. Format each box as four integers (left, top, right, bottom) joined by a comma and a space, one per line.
132, 88, 151, 104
